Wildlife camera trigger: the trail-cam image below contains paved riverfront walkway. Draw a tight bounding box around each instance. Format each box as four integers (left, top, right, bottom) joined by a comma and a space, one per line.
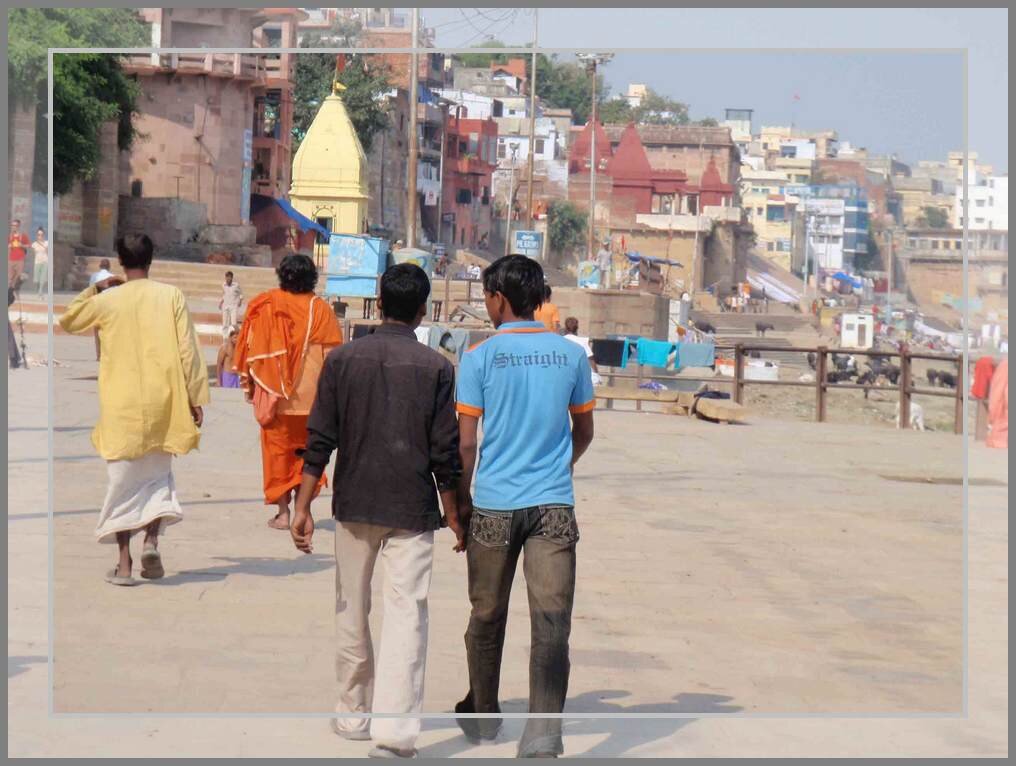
7, 333, 1008, 757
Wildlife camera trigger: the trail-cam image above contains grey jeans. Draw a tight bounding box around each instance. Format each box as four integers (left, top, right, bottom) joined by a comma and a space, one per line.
461, 504, 578, 757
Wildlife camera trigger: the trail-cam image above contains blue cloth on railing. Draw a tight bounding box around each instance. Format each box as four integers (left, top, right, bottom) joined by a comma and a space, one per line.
636, 338, 674, 368
639, 381, 666, 392
676, 342, 715, 368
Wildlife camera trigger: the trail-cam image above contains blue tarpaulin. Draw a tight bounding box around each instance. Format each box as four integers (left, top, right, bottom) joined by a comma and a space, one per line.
272, 196, 330, 237
625, 251, 683, 268
831, 271, 863, 288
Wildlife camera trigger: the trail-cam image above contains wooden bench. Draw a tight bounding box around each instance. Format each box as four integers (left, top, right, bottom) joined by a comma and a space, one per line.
594, 386, 681, 411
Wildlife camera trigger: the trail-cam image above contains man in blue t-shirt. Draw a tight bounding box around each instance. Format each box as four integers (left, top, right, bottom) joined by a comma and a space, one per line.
454, 255, 595, 758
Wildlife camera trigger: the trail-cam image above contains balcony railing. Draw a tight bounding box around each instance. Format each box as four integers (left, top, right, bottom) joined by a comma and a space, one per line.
123, 52, 269, 82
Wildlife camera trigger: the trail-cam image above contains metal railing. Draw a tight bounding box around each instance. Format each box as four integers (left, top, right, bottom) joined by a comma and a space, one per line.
597, 342, 965, 432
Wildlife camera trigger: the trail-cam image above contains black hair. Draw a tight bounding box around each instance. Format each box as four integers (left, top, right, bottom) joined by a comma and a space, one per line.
225, 270, 234, 278
380, 262, 430, 323
482, 255, 545, 318
36, 227, 45, 234
564, 316, 579, 334
544, 283, 553, 301
276, 254, 318, 293
116, 233, 154, 270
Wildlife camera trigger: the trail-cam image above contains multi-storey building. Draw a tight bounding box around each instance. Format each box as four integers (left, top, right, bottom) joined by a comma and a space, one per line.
955, 172, 1008, 231
441, 114, 498, 250
122, 8, 303, 228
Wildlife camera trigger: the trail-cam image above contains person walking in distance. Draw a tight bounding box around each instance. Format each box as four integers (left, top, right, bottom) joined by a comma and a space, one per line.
8, 218, 29, 289
58, 234, 209, 585
31, 228, 49, 299
533, 283, 561, 333
454, 255, 596, 758
89, 258, 116, 361
219, 270, 244, 337
290, 263, 464, 759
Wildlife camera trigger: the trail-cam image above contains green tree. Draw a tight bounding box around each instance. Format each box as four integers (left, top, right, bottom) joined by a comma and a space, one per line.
453, 38, 509, 68
536, 56, 605, 125
696, 117, 720, 127
8, 8, 149, 194
636, 88, 690, 125
295, 23, 392, 154
916, 205, 950, 228
547, 200, 587, 257
598, 97, 634, 124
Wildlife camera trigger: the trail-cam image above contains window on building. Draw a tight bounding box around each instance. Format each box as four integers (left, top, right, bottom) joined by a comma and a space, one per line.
756, 207, 763, 216
766, 241, 775, 251
766, 205, 785, 222
534, 138, 546, 155
456, 188, 472, 205
482, 186, 490, 205
976, 199, 986, 207
497, 142, 506, 160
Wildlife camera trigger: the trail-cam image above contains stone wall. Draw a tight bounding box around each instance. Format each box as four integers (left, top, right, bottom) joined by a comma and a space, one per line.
366, 92, 409, 238
118, 197, 208, 249
124, 74, 253, 225
553, 287, 670, 341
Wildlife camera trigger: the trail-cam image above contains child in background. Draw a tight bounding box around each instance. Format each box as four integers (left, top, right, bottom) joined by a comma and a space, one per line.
216, 326, 241, 388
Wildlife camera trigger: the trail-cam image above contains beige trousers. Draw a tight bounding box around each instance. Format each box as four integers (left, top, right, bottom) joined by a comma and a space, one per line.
333, 520, 434, 751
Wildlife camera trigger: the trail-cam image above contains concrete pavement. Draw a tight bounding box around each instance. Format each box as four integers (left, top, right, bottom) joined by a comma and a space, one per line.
7, 332, 1008, 757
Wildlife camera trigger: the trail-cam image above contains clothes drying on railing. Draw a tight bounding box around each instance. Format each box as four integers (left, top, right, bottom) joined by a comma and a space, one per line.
591, 337, 715, 370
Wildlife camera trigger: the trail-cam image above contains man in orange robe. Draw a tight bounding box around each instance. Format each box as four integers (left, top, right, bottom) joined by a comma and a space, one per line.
233, 255, 343, 528
986, 358, 1008, 450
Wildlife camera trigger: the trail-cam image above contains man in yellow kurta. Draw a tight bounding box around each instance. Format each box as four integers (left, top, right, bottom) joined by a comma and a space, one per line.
59, 234, 209, 586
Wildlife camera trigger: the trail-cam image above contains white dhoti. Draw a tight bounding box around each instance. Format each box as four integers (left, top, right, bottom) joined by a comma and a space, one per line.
96, 451, 183, 544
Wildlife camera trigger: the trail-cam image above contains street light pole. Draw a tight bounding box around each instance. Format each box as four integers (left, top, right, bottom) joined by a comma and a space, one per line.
406, 7, 420, 249
577, 53, 612, 266
525, 9, 539, 230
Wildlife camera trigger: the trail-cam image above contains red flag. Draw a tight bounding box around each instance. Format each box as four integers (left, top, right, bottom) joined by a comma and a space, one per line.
335, 55, 346, 74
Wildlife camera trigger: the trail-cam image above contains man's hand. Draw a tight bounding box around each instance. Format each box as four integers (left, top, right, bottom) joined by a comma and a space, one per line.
445, 513, 467, 553
190, 405, 204, 427
291, 506, 315, 554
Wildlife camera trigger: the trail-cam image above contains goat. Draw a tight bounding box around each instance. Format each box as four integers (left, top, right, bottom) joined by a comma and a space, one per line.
755, 322, 775, 337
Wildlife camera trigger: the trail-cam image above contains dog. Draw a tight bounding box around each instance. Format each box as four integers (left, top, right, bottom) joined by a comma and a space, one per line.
755, 322, 775, 337
895, 401, 925, 431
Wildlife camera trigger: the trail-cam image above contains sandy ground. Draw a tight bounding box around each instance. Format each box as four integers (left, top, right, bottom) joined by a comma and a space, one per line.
7, 331, 1008, 757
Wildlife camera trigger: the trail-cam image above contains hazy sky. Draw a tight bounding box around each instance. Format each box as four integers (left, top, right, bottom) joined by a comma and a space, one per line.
417, 7, 1007, 173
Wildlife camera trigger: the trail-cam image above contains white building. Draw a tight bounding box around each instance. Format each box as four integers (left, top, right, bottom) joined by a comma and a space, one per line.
955, 172, 1008, 231
802, 197, 846, 272
436, 89, 500, 120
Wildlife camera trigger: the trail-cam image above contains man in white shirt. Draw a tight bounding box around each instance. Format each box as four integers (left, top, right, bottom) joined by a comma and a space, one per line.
219, 271, 244, 336
89, 259, 115, 360
563, 316, 602, 386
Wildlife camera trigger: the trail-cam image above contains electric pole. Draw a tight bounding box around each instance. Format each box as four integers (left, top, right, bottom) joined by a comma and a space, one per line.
525, 9, 539, 230
577, 52, 612, 265
406, 7, 420, 249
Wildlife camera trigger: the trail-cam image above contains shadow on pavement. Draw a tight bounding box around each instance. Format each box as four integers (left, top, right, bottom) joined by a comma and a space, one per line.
8, 655, 47, 679
419, 690, 741, 758
152, 554, 334, 585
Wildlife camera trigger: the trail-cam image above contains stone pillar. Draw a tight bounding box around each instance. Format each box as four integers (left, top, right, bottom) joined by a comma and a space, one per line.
8, 100, 36, 225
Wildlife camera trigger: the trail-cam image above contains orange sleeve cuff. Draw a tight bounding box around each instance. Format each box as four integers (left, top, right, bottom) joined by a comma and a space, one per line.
569, 400, 596, 414
456, 403, 483, 417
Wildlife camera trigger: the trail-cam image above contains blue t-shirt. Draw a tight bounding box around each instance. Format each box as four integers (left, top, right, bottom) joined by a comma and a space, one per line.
456, 320, 595, 511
